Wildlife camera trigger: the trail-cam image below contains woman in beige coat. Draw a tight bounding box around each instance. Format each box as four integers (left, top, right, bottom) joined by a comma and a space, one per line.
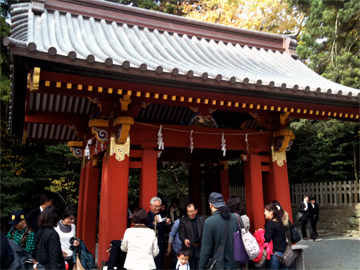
121, 207, 159, 270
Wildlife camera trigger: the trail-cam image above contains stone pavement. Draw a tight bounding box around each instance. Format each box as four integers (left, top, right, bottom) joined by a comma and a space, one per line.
298, 232, 360, 270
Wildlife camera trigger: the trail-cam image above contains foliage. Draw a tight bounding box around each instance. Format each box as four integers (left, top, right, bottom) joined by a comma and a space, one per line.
181, 0, 305, 34
287, 119, 359, 183
228, 159, 244, 186
290, 0, 360, 89
157, 162, 189, 198
0, 142, 81, 230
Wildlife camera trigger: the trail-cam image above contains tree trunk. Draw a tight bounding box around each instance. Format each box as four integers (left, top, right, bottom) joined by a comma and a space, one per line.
353, 142, 358, 181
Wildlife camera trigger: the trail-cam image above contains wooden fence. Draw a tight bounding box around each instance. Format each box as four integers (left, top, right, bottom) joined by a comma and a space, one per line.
226, 180, 360, 207
196, 180, 360, 214
290, 180, 360, 207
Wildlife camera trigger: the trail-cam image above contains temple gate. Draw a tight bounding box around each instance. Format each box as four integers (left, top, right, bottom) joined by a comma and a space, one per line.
4, 0, 359, 266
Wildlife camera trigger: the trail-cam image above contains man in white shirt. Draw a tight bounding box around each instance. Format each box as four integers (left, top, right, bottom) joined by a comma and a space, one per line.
26, 193, 53, 233
298, 195, 316, 240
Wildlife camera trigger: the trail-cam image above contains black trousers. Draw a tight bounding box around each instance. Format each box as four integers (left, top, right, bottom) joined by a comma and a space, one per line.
155, 239, 165, 269
313, 219, 318, 236
189, 246, 201, 269
301, 214, 315, 238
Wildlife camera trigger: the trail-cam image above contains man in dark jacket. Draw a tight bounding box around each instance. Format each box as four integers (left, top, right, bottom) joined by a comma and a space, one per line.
298, 195, 316, 240
145, 196, 171, 269
199, 192, 242, 270
26, 193, 53, 233
178, 203, 206, 269
310, 197, 319, 237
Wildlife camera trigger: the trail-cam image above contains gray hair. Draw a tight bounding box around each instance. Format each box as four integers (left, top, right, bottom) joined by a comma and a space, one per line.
150, 197, 162, 205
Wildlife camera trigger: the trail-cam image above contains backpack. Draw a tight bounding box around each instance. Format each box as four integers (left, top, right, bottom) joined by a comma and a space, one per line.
7, 239, 45, 270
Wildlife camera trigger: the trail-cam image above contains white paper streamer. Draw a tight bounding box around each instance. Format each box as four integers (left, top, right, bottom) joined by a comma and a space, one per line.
245, 134, 249, 152
189, 130, 194, 153
221, 132, 226, 156
157, 125, 164, 150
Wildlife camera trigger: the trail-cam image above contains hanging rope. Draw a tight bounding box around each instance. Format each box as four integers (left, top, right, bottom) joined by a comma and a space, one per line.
135, 121, 271, 136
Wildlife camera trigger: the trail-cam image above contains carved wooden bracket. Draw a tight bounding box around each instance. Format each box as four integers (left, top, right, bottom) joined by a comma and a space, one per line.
68, 141, 85, 159
89, 119, 110, 143
273, 129, 295, 152
113, 116, 134, 144
119, 95, 131, 111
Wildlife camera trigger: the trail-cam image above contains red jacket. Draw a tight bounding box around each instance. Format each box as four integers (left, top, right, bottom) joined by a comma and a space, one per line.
253, 229, 273, 263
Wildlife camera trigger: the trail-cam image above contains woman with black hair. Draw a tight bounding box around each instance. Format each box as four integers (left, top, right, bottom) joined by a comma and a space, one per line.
264, 202, 288, 270
54, 206, 80, 270
227, 196, 250, 230
34, 205, 65, 270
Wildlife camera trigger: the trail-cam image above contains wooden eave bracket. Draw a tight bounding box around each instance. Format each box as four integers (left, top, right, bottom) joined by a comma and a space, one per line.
280, 112, 290, 125
89, 119, 111, 143
113, 116, 134, 144
273, 129, 295, 152
68, 141, 85, 159
120, 95, 131, 111
219, 160, 229, 170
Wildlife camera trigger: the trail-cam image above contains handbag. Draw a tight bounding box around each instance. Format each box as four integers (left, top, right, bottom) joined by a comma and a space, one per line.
289, 221, 301, 243
233, 215, 249, 264
236, 214, 260, 260
205, 217, 231, 269
296, 212, 303, 221
275, 243, 299, 267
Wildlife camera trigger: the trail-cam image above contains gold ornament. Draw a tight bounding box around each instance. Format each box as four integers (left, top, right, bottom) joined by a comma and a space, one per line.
12, 215, 15, 220
20, 215, 24, 219
110, 133, 130, 162
271, 146, 287, 167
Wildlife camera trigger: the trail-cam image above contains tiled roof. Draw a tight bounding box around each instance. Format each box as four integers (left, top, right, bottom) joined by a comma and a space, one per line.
4, 0, 360, 100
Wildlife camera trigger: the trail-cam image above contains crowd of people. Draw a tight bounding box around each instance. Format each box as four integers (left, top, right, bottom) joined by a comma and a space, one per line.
2, 192, 319, 270
2, 193, 83, 270
121, 193, 308, 270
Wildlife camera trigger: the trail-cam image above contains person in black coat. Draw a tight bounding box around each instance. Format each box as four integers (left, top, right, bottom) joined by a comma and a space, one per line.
178, 203, 206, 269
26, 193, 53, 233
298, 195, 316, 241
34, 205, 65, 270
145, 197, 171, 270
310, 197, 319, 237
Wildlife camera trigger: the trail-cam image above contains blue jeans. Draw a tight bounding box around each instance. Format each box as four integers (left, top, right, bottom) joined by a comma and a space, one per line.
266, 252, 289, 270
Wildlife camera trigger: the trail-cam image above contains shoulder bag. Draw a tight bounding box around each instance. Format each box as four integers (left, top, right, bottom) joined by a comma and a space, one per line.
237, 214, 260, 260
233, 215, 249, 264
296, 212, 303, 222
275, 242, 299, 267
289, 221, 301, 243
205, 217, 231, 269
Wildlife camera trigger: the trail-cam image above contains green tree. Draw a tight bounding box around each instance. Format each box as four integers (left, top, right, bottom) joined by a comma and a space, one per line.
287, 119, 359, 184
289, 0, 360, 89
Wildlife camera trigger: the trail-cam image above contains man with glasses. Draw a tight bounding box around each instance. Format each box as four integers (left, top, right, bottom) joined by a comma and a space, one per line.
178, 203, 206, 269
145, 197, 171, 269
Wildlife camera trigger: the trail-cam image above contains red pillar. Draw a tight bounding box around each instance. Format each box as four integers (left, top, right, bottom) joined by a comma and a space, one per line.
98, 153, 129, 267
189, 161, 202, 214
244, 148, 265, 232
76, 163, 87, 239
220, 161, 230, 203
265, 158, 293, 222
81, 159, 100, 256
139, 142, 158, 212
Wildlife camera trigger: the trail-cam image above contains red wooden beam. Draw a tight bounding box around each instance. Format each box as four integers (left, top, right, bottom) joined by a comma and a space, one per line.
25, 112, 89, 129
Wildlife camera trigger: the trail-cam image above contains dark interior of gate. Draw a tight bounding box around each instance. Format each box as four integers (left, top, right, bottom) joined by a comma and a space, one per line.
4, 0, 360, 265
